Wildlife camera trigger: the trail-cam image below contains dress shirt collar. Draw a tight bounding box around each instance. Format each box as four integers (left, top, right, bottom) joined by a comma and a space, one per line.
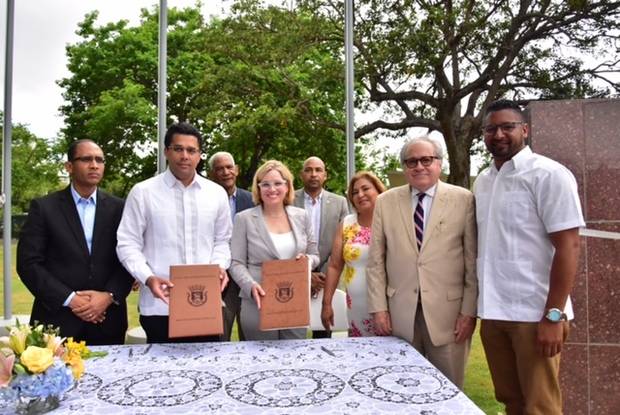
162, 168, 202, 189
490, 145, 532, 174
410, 183, 437, 199
70, 184, 97, 206
304, 189, 323, 205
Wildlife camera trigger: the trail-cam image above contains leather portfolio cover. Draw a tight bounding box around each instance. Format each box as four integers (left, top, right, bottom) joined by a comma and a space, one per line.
169, 264, 223, 338
259, 257, 310, 331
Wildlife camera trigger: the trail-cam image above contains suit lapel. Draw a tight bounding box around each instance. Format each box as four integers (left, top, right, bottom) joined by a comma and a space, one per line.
319, 192, 330, 244
59, 186, 90, 258
397, 186, 417, 250
253, 207, 281, 259
422, 181, 448, 249
90, 191, 107, 257
287, 206, 304, 254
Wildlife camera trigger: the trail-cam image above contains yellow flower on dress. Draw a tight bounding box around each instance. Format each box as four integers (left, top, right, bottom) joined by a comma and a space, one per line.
343, 224, 360, 243
20, 346, 54, 374
343, 243, 360, 262
343, 265, 356, 286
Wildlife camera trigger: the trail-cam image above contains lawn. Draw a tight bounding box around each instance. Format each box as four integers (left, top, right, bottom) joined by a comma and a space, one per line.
1, 240, 503, 414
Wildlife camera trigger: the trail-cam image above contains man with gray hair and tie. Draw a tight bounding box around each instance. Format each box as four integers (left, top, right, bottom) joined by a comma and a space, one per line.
367, 136, 477, 388
208, 151, 254, 341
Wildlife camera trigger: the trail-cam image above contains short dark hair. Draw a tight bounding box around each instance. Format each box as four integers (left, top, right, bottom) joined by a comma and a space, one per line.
485, 99, 525, 120
67, 139, 98, 161
164, 122, 203, 149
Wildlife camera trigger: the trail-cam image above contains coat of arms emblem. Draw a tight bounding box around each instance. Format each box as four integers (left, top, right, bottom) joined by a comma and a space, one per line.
187, 285, 207, 306
275, 281, 294, 303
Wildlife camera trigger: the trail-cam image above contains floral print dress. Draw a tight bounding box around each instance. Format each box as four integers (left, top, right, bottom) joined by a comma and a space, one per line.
341, 214, 377, 337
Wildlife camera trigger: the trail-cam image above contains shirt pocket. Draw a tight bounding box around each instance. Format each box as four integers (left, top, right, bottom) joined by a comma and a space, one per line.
500, 191, 535, 225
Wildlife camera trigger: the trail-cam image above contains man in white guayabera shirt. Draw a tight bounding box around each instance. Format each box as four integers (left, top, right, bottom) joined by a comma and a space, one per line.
117, 122, 232, 344
475, 99, 584, 415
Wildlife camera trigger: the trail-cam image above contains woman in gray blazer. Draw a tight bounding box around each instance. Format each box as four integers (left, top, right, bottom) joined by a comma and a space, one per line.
229, 160, 319, 340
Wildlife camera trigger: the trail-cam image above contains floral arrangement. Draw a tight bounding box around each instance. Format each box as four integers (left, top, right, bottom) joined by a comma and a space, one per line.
0, 321, 106, 411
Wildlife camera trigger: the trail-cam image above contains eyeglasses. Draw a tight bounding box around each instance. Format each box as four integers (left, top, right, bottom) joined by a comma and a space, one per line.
403, 156, 440, 169
168, 145, 201, 155
482, 122, 525, 135
258, 181, 288, 190
72, 156, 105, 164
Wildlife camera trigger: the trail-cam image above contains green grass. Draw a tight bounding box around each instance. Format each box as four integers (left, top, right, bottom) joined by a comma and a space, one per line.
1, 240, 503, 413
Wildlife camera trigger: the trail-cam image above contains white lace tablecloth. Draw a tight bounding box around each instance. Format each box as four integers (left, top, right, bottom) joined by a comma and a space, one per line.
22, 337, 484, 414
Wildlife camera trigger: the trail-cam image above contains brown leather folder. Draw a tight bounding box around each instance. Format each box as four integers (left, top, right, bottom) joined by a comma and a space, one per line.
259, 257, 310, 331
168, 264, 223, 338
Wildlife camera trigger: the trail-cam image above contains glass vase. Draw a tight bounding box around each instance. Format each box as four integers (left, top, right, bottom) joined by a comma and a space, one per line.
14, 395, 60, 415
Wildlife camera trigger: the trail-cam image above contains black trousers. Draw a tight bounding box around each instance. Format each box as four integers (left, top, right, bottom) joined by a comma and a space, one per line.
140, 315, 220, 344
73, 323, 126, 346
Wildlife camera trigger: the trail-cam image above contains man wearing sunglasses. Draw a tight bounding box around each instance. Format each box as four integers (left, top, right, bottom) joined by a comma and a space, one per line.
367, 136, 477, 389
475, 99, 584, 414
17, 139, 133, 345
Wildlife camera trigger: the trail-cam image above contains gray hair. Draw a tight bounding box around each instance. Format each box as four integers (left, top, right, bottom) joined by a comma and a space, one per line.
399, 136, 444, 166
208, 151, 235, 170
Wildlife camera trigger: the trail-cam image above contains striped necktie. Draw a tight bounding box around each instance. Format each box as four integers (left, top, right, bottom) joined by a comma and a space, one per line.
414, 193, 425, 250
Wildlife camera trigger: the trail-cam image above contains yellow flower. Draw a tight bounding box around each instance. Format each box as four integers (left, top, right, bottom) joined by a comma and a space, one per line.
65, 338, 89, 357
20, 346, 54, 374
44, 333, 65, 357
343, 265, 355, 286
8, 326, 29, 355
63, 351, 85, 380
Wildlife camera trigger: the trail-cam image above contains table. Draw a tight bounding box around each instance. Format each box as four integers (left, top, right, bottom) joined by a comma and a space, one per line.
9, 337, 484, 414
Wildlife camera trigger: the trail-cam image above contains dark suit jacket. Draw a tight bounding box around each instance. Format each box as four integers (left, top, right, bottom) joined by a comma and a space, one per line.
235, 187, 254, 214
17, 186, 133, 342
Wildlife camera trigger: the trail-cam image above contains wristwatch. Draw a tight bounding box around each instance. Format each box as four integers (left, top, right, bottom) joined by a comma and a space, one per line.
544, 308, 567, 323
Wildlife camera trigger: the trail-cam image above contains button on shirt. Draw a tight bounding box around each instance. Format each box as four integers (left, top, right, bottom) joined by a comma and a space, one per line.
304, 190, 323, 246
474, 146, 585, 322
65, 186, 97, 306
116, 169, 232, 316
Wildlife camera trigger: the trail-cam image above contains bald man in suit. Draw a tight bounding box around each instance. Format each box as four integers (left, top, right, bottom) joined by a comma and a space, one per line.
367, 136, 477, 388
294, 156, 348, 338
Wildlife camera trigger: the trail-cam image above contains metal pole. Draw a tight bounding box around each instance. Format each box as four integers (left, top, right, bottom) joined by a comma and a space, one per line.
157, 0, 167, 173
2, 0, 15, 319
344, 0, 355, 183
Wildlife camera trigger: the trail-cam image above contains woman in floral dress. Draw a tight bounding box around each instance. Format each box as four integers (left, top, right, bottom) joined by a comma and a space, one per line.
321, 171, 385, 336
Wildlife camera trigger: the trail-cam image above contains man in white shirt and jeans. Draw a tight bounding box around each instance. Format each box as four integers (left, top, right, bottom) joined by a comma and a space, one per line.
475, 99, 584, 414
117, 122, 232, 343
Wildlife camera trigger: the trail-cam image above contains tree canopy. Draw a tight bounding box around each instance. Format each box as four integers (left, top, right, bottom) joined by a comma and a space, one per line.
58, 1, 620, 193
0, 117, 62, 213
299, 0, 620, 186
58, 4, 362, 195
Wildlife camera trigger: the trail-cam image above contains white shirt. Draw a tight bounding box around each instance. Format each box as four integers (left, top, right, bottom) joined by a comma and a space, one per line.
474, 146, 585, 322
116, 169, 232, 316
410, 183, 437, 232
303, 190, 323, 244
269, 231, 296, 259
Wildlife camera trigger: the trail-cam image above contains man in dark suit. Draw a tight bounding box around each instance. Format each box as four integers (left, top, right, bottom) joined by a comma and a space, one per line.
294, 156, 349, 338
17, 139, 133, 345
208, 151, 254, 341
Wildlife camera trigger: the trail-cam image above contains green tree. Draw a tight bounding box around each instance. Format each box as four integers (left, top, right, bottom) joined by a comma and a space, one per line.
0, 118, 62, 213
59, 3, 360, 195
300, 0, 620, 187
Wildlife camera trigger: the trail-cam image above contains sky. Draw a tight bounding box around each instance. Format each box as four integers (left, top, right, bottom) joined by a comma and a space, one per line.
0, 1, 232, 139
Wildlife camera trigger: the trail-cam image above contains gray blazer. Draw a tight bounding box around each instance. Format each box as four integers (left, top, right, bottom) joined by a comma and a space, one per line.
229, 205, 320, 298
293, 189, 349, 272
